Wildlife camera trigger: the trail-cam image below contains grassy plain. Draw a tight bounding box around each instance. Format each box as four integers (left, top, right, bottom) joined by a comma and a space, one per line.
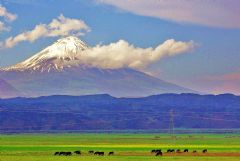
0, 133, 240, 161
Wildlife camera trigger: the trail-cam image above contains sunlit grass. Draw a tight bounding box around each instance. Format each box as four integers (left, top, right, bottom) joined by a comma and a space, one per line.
0, 133, 240, 161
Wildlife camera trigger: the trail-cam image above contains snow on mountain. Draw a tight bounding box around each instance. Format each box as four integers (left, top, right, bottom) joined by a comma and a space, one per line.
2, 36, 88, 72
0, 36, 195, 98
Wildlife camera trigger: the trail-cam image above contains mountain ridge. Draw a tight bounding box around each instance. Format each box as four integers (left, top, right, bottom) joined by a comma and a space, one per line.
0, 93, 239, 133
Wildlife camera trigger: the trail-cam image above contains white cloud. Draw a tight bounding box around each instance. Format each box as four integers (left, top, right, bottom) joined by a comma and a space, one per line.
0, 4, 17, 33
0, 21, 9, 32
79, 39, 195, 70
0, 4, 17, 21
98, 0, 240, 28
1, 14, 90, 48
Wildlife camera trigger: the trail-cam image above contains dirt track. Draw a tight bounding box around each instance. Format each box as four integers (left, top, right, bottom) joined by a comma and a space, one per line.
117, 152, 240, 157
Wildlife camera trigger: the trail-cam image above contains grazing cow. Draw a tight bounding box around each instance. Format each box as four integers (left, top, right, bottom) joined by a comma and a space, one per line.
155, 149, 161, 153
184, 149, 189, 152
108, 151, 114, 155
94, 151, 104, 156
176, 149, 181, 153
65, 152, 72, 156
74, 150, 81, 155
59, 152, 72, 156
155, 151, 163, 156
193, 150, 197, 153
167, 149, 175, 153
54, 152, 59, 155
89, 150, 94, 154
203, 149, 207, 153
151, 150, 156, 153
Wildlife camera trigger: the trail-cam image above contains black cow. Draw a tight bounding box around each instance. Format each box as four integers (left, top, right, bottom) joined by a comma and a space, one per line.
193, 150, 197, 153
151, 150, 156, 153
184, 149, 189, 152
176, 149, 181, 153
151, 149, 161, 155
155, 151, 163, 156
155, 149, 161, 153
89, 150, 94, 154
94, 151, 104, 156
74, 150, 81, 155
59, 152, 72, 156
108, 151, 114, 155
65, 152, 72, 156
203, 149, 208, 153
54, 152, 59, 155
167, 149, 175, 153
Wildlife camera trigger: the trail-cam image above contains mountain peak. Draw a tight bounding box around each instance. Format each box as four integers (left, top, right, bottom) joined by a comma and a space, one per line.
55, 36, 88, 49
1, 36, 88, 72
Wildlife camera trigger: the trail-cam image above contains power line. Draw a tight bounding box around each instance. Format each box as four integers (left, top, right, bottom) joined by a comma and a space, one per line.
1, 109, 240, 115
176, 115, 240, 123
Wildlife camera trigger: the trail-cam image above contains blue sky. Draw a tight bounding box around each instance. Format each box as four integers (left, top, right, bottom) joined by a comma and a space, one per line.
0, 0, 240, 94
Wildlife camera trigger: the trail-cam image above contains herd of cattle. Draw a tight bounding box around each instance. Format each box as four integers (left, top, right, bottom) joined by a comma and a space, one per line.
54, 149, 208, 156
151, 148, 208, 156
54, 150, 114, 156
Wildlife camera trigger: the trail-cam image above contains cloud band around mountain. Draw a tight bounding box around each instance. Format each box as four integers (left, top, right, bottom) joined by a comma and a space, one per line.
78, 39, 195, 70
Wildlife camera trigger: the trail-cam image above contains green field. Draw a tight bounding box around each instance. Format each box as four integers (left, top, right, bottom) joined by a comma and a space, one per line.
0, 133, 240, 161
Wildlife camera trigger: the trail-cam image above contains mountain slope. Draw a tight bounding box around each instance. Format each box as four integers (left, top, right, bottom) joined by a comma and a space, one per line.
0, 36, 194, 97
0, 78, 20, 98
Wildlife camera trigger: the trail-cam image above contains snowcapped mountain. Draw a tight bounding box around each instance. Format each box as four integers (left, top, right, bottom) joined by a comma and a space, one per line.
2, 36, 88, 72
0, 36, 194, 98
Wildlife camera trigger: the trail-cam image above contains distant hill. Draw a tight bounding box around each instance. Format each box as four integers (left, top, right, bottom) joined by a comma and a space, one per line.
0, 93, 240, 133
